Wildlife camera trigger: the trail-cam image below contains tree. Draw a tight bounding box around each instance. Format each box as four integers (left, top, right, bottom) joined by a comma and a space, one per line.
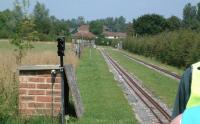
77, 16, 85, 26
10, 0, 36, 65
197, 2, 200, 21
89, 20, 103, 35
33, 2, 51, 34
166, 16, 181, 31
183, 3, 197, 28
113, 16, 126, 32
127, 22, 134, 37
133, 14, 167, 35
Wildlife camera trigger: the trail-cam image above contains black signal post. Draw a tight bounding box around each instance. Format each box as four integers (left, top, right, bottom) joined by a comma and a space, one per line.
57, 37, 65, 124
57, 37, 65, 66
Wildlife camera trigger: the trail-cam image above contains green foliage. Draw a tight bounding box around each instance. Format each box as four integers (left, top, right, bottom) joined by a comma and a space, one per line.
95, 35, 111, 46
89, 20, 103, 35
133, 14, 167, 35
183, 2, 200, 30
33, 2, 51, 34
0, 1, 69, 41
166, 16, 181, 31
93, 16, 127, 32
123, 30, 200, 68
126, 22, 134, 37
10, 0, 36, 65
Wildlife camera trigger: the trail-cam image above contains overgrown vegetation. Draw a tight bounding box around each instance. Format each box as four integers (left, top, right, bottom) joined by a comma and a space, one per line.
123, 30, 200, 68
0, 41, 78, 124
123, 2, 200, 68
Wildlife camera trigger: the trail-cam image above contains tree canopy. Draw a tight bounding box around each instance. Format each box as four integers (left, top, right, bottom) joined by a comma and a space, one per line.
133, 14, 167, 35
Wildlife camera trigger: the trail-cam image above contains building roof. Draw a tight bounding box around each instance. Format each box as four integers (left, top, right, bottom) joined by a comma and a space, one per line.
73, 32, 96, 39
78, 25, 89, 32
73, 25, 96, 39
103, 31, 127, 38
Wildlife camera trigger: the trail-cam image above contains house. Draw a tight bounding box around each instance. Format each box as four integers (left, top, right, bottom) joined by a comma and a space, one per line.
103, 31, 127, 39
102, 26, 127, 39
72, 25, 96, 48
73, 25, 96, 40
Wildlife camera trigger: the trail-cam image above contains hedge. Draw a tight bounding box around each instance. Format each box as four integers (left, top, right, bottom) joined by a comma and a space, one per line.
123, 29, 200, 68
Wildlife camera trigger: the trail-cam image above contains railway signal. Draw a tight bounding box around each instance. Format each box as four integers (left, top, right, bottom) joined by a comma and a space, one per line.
57, 36, 66, 124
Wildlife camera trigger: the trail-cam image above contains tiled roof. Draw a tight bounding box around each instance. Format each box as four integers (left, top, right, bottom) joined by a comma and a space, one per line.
73, 25, 96, 39
78, 25, 90, 32
103, 31, 127, 38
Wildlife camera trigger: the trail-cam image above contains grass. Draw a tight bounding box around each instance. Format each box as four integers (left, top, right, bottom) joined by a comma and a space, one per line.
107, 48, 179, 108
69, 48, 138, 124
0, 40, 78, 124
0, 116, 60, 124
118, 48, 184, 76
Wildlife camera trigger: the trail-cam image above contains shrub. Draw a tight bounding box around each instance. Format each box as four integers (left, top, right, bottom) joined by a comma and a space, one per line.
123, 29, 200, 68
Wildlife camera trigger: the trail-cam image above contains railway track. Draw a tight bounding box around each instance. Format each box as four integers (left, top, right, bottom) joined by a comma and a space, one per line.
117, 50, 181, 81
100, 49, 171, 124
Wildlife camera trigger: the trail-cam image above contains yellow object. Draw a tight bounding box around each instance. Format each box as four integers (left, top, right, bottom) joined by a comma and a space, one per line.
186, 62, 200, 108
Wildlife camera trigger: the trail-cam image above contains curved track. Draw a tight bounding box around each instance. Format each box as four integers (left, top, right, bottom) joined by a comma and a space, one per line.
100, 49, 171, 124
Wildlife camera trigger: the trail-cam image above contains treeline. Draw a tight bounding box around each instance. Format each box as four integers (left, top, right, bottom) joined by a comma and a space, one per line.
124, 2, 200, 68
127, 3, 200, 36
0, 1, 69, 41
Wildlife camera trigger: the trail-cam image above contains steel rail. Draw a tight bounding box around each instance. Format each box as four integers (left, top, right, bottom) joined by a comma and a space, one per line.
101, 49, 171, 123
120, 51, 181, 80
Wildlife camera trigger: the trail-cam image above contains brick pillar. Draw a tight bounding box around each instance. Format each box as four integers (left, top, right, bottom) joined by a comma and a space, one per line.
18, 65, 61, 116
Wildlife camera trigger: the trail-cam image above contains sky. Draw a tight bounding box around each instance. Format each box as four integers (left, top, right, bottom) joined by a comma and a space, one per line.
0, 0, 199, 22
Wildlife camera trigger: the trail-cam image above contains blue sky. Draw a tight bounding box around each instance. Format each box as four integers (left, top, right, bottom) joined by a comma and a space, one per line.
0, 0, 199, 22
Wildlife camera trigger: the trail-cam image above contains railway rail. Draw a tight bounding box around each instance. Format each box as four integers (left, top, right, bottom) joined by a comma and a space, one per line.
100, 49, 171, 124
117, 50, 181, 81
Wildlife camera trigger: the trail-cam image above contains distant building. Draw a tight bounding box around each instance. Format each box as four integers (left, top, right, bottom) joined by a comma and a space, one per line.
72, 25, 96, 47
103, 31, 127, 39
102, 26, 127, 39
73, 25, 96, 40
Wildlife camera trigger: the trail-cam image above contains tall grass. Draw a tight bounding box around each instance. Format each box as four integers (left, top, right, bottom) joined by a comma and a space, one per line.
0, 53, 18, 119
0, 41, 78, 123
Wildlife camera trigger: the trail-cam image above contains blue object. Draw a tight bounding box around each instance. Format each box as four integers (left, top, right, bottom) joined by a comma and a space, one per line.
182, 106, 200, 124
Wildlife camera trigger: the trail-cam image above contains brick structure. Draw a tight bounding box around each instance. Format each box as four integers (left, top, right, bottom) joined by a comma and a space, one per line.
18, 65, 61, 116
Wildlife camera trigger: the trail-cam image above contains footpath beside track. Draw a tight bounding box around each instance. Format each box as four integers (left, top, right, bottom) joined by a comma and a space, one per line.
100, 48, 171, 124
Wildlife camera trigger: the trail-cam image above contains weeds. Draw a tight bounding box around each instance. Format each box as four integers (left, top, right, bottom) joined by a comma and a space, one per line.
0, 41, 78, 123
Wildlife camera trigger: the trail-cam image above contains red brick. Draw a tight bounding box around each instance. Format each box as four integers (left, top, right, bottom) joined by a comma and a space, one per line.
19, 76, 29, 82
20, 109, 35, 115
46, 77, 61, 83
36, 96, 52, 102
28, 103, 45, 108
54, 97, 61, 102
19, 89, 27, 95
54, 84, 61, 89
19, 103, 26, 109
28, 90, 45, 95
29, 77, 45, 82
37, 84, 51, 89
35, 109, 51, 115
45, 103, 61, 108
46, 90, 61, 96
20, 83, 35, 88
20, 96, 35, 101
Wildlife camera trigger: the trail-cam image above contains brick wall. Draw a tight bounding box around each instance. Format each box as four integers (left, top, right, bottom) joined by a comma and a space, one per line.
18, 65, 61, 116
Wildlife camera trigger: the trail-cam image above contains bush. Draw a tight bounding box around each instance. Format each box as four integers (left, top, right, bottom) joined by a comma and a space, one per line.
123, 29, 200, 68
